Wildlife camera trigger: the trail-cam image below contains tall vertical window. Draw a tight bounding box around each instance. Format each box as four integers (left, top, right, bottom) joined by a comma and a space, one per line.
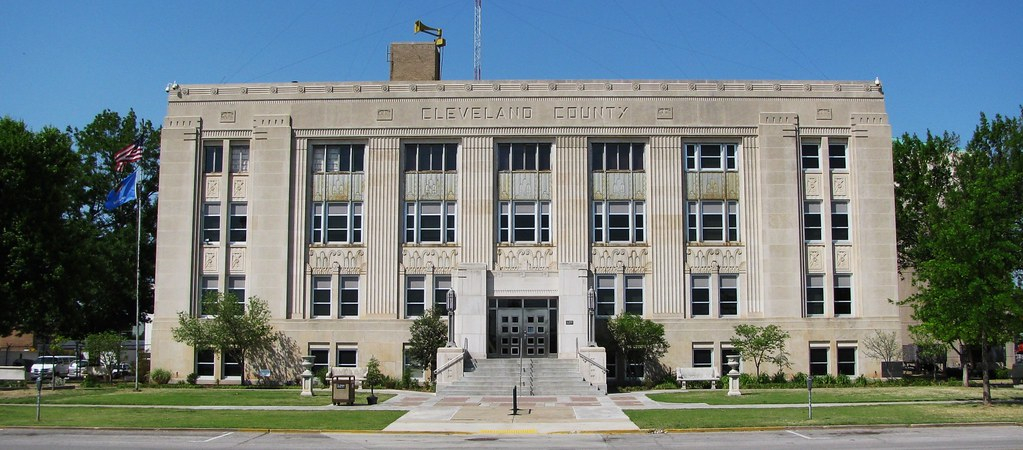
591, 142, 644, 171
222, 353, 242, 377
404, 143, 457, 172
624, 275, 644, 315
227, 276, 245, 309
405, 276, 426, 318
809, 347, 829, 376
196, 349, 215, 377
311, 202, 363, 244
338, 276, 359, 317
202, 203, 220, 244
499, 201, 551, 243
803, 202, 823, 241
228, 203, 247, 243
595, 276, 616, 317
593, 201, 644, 243
691, 275, 711, 316
405, 202, 456, 243
687, 201, 739, 242
719, 275, 738, 316
336, 347, 357, 368
832, 202, 849, 241
498, 143, 551, 171
311, 276, 331, 317
312, 144, 365, 173
309, 346, 329, 374
837, 346, 856, 376
685, 143, 738, 171
230, 144, 249, 173
204, 145, 223, 173
829, 143, 847, 170
434, 276, 451, 315
200, 276, 218, 315
801, 143, 820, 170
806, 275, 825, 316
834, 274, 852, 316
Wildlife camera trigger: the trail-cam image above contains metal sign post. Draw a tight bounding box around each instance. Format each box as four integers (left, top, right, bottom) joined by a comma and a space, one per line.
806, 376, 813, 419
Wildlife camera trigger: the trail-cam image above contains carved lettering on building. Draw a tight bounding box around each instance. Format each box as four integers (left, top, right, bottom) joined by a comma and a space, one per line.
421, 106, 532, 120
553, 106, 627, 120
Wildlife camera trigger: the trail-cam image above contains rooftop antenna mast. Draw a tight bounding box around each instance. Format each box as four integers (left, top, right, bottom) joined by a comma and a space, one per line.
474, 0, 482, 80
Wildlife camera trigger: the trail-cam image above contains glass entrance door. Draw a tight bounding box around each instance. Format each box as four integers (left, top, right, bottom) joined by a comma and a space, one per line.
488, 298, 558, 358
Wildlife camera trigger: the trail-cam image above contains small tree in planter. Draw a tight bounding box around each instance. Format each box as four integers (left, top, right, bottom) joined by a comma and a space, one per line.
863, 330, 902, 378
364, 357, 384, 405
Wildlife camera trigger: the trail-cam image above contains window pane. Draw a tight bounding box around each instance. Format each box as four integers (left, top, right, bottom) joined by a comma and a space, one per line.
810, 348, 829, 376
336, 349, 357, 367
700, 144, 722, 169
829, 144, 847, 170
801, 144, 820, 170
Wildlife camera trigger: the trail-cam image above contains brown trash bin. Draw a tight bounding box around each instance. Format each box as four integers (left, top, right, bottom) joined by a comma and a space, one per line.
330, 374, 355, 406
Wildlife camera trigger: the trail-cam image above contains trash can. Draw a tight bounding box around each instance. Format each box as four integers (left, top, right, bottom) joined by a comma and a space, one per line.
330, 374, 355, 406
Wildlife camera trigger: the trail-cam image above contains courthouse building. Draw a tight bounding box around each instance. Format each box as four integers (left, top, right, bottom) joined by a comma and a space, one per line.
152, 45, 899, 384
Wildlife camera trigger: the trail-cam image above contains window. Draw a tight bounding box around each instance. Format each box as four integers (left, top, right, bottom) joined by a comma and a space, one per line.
719, 275, 738, 316
202, 203, 220, 244
803, 202, 822, 241
606, 353, 617, 380
834, 274, 852, 316
204, 145, 223, 173
434, 276, 451, 315
338, 276, 359, 317
336, 347, 357, 368
403, 344, 424, 380
405, 202, 456, 243
591, 142, 644, 171
222, 353, 242, 378
311, 202, 363, 244
809, 346, 829, 376
837, 346, 856, 376
693, 346, 713, 368
806, 275, 825, 316
404, 143, 457, 172
595, 275, 616, 317
691, 275, 711, 316
625, 354, 645, 380
230, 144, 249, 173
832, 202, 849, 241
196, 349, 215, 377
406, 276, 426, 318
310, 346, 329, 375
200, 276, 218, 315
311, 276, 331, 317
312, 144, 364, 173
829, 143, 847, 170
685, 143, 738, 171
498, 143, 551, 171
801, 143, 820, 170
227, 276, 245, 309
624, 275, 644, 315
686, 201, 739, 242
593, 201, 644, 243
228, 203, 247, 243
499, 201, 550, 243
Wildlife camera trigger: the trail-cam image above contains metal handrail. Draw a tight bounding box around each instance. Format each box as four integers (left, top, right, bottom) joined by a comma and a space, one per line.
463, 338, 477, 371
434, 349, 465, 376
577, 351, 609, 374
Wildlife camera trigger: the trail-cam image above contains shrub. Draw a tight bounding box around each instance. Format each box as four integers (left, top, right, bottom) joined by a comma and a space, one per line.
836, 374, 851, 385
150, 368, 172, 385
791, 372, 807, 386
313, 367, 327, 386
993, 367, 1011, 379
854, 375, 869, 387
81, 374, 101, 388
756, 372, 771, 385
186, 372, 198, 385
771, 370, 787, 384
739, 373, 757, 386
401, 367, 413, 389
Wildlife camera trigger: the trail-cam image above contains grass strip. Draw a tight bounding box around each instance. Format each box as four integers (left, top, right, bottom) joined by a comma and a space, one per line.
1, 388, 391, 407
0, 405, 405, 430
646, 386, 1023, 405
626, 403, 1023, 430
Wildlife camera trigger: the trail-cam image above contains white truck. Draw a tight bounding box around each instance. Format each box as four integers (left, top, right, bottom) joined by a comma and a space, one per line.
29, 356, 74, 380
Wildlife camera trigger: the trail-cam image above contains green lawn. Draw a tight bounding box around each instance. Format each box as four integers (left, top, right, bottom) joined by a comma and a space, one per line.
1, 386, 392, 406
626, 403, 1023, 430
646, 386, 1023, 405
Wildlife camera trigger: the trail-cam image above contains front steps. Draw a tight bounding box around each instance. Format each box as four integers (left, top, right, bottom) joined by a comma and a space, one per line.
437, 357, 603, 396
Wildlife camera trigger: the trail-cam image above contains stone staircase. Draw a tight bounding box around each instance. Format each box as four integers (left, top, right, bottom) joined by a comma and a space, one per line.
438, 357, 603, 396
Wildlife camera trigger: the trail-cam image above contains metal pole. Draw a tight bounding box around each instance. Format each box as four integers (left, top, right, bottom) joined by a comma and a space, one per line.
446, 289, 456, 347
807, 377, 813, 419
586, 288, 596, 347
134, 168, 142, 391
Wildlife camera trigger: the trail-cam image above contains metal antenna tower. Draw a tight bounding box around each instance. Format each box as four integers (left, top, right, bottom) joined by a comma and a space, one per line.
474, 0, 482, 80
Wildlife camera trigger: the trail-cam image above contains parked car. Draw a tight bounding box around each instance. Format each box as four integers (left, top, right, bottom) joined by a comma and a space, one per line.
111, 362, 133, 379
67, 360, 90, 379
29, 356, 74, 380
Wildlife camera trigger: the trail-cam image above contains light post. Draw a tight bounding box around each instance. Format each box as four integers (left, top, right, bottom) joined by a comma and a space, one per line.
587, 288, 596, 347
446, 289, 457, 347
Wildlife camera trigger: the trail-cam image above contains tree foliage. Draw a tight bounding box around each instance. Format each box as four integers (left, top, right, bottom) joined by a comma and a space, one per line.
406, 307, 448, 382
862, 330, 901, 363
84, 331, 125, 380
895, 108, 1023, 404
729, 324, 791, 377
172, 293, 276, 379
607, 313, 669, 380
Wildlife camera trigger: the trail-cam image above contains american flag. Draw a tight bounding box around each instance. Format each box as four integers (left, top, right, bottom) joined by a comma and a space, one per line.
114, 137, 143, 172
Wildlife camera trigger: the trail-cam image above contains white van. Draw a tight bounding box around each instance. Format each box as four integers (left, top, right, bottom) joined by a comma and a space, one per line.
30, 356, 74, 380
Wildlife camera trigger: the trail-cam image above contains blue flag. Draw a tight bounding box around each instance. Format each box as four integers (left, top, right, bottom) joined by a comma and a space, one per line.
105, 170, 138, 210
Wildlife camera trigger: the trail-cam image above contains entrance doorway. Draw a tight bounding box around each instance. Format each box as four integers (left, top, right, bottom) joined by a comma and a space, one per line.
487, 298, 558, 358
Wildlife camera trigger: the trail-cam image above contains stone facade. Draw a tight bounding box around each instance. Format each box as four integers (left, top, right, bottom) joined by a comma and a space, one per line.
153, 79, 899, 383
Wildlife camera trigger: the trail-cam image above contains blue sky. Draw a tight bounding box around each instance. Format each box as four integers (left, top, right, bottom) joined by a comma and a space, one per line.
2, 1, 1020, 143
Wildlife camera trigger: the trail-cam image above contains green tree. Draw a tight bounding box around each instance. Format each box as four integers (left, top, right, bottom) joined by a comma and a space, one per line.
172, 293, 276, 381
729, 324, 791, 377
900, 109, 1023, 405
892, 131, 958, 271
606, 313, 669, 381
365, 356, 384, 399
84, 331, 125, 380
406, 307, 447, 383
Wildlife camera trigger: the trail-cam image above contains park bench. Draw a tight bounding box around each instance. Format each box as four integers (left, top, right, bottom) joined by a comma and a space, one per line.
327, 366, 367, 388
675, 366, 719, 390
0, 366, 27, 383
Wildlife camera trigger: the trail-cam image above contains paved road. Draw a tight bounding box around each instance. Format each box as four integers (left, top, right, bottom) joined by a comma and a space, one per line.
2, 426, 1022, 449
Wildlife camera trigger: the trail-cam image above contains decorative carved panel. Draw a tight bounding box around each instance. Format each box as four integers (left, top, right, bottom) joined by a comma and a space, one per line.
699, 173, 725, 199
806, 245, 826, 273
202, 248, 218, 273
687, 175, 700, 200
229, 247, 245, 273
205, 176, 220, 200
402, 247, 459, 274
231, 177, 246, 201
591, 247, 650, 273
686, 246, 745, 273
538, 173, 552, 200
834, 245, 853, 273
804, 173, 822, 199
495, 247, 556, 271
591, 173, 607, 200
511, 172, 538, 199
725, 172, 741, 199
832, 173, 850, 198
308, 248, 366, 275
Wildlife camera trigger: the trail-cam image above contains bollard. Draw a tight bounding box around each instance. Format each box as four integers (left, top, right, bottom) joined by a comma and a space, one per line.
512, 386, 519, 415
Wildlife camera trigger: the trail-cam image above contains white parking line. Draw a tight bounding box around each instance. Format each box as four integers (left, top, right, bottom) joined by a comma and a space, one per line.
786, 430, 813, 440
192, 432, 233, 443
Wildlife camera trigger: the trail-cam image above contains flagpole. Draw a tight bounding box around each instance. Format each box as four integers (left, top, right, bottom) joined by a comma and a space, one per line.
134, 167, 142, 392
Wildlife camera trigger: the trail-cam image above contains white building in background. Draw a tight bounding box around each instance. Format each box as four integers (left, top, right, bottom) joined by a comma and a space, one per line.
151, 44, 898, 384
